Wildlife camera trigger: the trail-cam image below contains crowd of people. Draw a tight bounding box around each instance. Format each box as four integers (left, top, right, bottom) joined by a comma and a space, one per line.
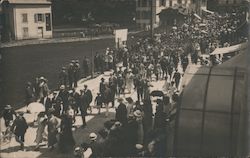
1, 7, 248, 157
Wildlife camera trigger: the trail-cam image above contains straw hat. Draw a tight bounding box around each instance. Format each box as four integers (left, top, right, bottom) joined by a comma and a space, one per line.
133, 110, 142, 118
89, 133, 97, 141
117, 98, 124, 102
60, 85, 65, 90
40, 76, 46, 81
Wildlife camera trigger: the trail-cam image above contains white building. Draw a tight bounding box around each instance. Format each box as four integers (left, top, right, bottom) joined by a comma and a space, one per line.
135, 0, 192, 29
1, 0, 52, 40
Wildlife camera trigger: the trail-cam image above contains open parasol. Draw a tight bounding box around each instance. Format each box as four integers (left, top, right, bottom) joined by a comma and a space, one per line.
27, 102, 45, 114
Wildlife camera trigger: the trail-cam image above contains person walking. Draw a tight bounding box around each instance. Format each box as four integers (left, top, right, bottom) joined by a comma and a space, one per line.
58, 67, 68, 87
95, 93, 102, 114
103, 84, 112, 117
34, 112, 47, 151
40, 94, 52, 114
83, 85, 93, 114
80, 89, 88, 128
73, 60, 80, 87
126, 70, 134, 94
58, 85, 69, 113
58, 114, 75, 153
173, 69, 181, 90
47, 109, 59, 150
38, 77, 49, 100
68, 63, 74, 88
2, 105, 16, 128
11, 112, 28, 150
25, 82, 35, 113
115, 98, 127, 126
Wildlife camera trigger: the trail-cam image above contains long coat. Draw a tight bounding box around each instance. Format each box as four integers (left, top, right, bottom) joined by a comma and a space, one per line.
47, 116, 59, 146
58, 115, 75, 153
34, 117, 47, 143
115, 103, 127, 125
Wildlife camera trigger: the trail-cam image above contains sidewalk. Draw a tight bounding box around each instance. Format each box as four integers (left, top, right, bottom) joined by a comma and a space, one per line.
0, 30, 144, 48
0, 68, 165, 158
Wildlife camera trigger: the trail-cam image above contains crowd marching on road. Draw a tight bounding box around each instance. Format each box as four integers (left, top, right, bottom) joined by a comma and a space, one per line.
1, 8, 248, 157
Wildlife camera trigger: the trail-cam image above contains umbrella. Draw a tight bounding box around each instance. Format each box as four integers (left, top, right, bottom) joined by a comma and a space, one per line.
150, 90, 164, 97
27, 102, 45, 113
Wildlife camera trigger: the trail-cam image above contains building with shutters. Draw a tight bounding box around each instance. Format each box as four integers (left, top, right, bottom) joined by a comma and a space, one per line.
135, 0, 191, 29
0, 0, 52, 41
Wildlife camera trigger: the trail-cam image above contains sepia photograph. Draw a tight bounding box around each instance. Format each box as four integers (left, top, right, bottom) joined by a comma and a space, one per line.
0, 0, 249, 157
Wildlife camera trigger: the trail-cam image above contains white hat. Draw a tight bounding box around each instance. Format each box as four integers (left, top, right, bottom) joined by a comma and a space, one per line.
40, 76, 45, 80
134, 110, 142, 118
89, 133, 97, 141
60, 85, 65, 90
135, 144, 144, 150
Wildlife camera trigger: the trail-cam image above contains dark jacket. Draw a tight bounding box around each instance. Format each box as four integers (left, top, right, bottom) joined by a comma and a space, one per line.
11, 116, 28, 136
40, 96, 52, 111
115, 103, 127, 125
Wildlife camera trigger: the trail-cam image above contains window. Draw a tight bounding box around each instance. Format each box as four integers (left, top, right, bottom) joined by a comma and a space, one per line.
177, 0, 182, 4
160, 0, 166, 6
169, 0, 172, 6
45, 13, 51, 31
34, 13, 44, 23
22, 13, 28, 23
23, 27, 29, 38
142, 0, 147, 7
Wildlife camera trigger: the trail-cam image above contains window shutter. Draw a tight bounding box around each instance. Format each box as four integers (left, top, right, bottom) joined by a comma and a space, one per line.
42, 14, 45, 22
34, 14, 37, 23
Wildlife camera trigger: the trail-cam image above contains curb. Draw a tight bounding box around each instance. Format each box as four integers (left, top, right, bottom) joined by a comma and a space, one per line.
0, 31, 144, 48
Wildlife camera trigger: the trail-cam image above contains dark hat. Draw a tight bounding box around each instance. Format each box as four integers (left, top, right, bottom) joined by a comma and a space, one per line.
101, 78, 105, 81
47, 108, 55, 114
17, 111, 25, 116
125, 97, 133, 103
84, 84, 88, 88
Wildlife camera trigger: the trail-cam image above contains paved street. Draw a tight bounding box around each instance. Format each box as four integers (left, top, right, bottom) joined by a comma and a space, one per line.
0, 31, 145, 108
0, 69, 167, 158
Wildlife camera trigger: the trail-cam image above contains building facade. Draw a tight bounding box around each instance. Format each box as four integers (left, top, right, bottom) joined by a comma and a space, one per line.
0, 0, 52, 41
135, 0, 191, 29
207, 0, 245, 12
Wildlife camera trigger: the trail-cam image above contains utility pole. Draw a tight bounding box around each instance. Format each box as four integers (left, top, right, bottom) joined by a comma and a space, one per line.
91, 29, 94, 78
150, 0, 154, 39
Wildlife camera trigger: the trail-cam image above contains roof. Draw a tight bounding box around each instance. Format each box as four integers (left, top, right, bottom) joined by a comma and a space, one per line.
4, 0, 51, 4
170, 65, 247, 156
219, 51, 246, 68
211, 42, 248, 55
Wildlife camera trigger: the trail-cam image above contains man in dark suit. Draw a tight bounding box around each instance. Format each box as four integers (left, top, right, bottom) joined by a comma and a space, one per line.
80, 90, 87, 128
115, 98, 127, 126
83, 85, 93, 114
58, 85, 69, 113
40, 94, 52, 113
173, 69, 181, 90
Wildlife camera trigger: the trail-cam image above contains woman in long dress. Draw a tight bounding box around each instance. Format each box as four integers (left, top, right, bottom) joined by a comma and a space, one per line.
58, 114, 75, 153
34, 112, 47, 151
126, 71, 134, 94
47, 110, 59, 150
